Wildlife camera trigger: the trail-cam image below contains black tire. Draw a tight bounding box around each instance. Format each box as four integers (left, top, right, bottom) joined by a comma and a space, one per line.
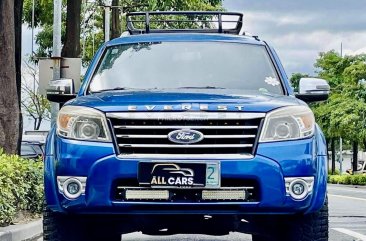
43, 204, 121, 241
251, 197, 329, 241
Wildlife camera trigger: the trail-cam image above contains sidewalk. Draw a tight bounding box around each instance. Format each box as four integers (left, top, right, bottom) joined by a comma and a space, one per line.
0, 219, 42, 241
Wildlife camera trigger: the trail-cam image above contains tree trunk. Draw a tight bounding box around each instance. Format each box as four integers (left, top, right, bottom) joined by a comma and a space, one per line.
331, 138, 336, 175
36, 118, 42, 130
0, 0, 20, 154
352, 141, 358, 173
61, 0, 81, 58
111, 0, 121, 39
14, 0, 23, 154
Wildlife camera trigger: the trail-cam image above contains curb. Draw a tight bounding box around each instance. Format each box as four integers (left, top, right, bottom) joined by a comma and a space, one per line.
328, 183, 366, 189
0, 219, 42, 241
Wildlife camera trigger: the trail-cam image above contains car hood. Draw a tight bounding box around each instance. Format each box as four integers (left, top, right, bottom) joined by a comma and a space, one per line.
69, 89, 303, 113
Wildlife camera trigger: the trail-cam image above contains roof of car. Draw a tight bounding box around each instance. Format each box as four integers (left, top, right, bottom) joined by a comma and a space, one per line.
106, 33, 265, 47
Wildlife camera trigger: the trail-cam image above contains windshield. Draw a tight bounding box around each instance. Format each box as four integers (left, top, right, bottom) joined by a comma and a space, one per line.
89, 42, 283, 94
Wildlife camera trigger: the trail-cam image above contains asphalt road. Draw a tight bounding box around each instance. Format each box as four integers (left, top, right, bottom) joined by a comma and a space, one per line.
38, 184, 366, 241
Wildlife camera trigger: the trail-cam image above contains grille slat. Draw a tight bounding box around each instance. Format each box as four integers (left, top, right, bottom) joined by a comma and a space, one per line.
118, 144, 253, 148
116, 134, 256, 139
114, 125, 258, 130
108, 112, 263, 155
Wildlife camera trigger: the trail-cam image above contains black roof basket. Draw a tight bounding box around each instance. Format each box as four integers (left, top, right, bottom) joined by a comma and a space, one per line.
126, 11, 244, 35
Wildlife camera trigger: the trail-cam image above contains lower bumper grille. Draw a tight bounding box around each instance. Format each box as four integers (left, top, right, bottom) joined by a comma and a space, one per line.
113, 178, 259, 202
118, 187, 255, 202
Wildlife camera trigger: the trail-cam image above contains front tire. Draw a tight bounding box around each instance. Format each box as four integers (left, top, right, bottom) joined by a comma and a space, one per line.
251, 197, 328, 241
43, 205, 121, 241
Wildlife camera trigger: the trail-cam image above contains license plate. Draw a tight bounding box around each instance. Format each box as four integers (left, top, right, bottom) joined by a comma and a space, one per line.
138, 162, 220, 188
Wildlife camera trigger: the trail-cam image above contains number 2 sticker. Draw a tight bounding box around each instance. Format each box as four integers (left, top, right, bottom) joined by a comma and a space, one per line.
206, 163, 220, 187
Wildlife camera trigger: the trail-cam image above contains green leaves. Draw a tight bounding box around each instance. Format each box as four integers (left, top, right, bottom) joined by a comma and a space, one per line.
0, 151, 43, 226
23, 0, 223, 65
310, 50, 366, 143
290, 72, 309, 92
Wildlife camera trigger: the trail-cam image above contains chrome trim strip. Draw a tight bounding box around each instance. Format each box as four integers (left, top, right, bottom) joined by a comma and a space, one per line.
117, 153, 254, 159
114, 125, 258, 130
117, 186, 255, 190
116, 134, 256, 139
119, 144, 253, 148
107, 112, 266, 120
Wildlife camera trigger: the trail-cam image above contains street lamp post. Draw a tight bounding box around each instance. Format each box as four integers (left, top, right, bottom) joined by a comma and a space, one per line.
104, 0, 112, 42
51, 0, 62, 126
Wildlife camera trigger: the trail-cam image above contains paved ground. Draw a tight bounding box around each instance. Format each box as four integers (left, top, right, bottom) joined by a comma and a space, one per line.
38, 184, 366, 241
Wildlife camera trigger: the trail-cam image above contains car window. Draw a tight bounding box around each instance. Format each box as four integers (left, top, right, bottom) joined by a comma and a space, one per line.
21, 144, 36, 156
89, 42, 283, 95
32, 145, 43, 155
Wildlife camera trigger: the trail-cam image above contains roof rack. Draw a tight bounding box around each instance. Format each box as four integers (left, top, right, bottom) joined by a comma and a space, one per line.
126, 11, 244, 35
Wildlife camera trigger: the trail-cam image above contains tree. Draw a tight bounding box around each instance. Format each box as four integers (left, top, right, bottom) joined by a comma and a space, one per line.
313, 50, 366, 173
21, 60, 51, 130
23, 0, 224, 65
62, 0, 81, 58
111, 0, 121, 39
15, 0, 24, 152
290, 72, 309, 92
0, 0, 21, 154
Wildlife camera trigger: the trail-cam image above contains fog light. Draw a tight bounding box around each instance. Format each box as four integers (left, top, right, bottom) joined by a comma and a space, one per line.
292, 182, 305, 196
288, 179, 309, 200
285, 177, 314, 200
67, 181, 80, 195
62, 178, 83, 199
57, 176, 87, 199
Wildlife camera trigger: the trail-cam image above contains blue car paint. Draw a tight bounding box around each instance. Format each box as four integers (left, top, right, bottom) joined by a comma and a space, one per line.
69, 90, 302, 113
46, 33, 327, 215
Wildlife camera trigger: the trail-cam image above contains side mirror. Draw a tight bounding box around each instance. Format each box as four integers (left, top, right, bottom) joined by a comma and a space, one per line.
295, 78, 330, 102
47, 79, 77, 103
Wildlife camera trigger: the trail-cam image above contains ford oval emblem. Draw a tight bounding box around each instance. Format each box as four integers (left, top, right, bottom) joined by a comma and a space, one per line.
168, 129, 204, 144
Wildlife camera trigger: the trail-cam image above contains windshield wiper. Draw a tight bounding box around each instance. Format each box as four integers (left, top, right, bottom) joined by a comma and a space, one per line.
90, 87, 139, 93
178, 86, 226, 89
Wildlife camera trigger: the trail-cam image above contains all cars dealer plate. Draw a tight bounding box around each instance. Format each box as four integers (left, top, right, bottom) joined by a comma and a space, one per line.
138, 162, 220, 188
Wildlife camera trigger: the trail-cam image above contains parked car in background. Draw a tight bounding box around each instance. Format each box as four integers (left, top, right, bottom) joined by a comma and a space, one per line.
21, 141, 44, 159
346, 160, 366, 174
21, 134, 46, 160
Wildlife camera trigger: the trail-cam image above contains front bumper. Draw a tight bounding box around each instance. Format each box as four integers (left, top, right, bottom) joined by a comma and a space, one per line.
44, 129, 327, 215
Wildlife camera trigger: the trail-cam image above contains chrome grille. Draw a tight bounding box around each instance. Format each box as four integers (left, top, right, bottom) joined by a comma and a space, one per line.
107, 112, 264, 156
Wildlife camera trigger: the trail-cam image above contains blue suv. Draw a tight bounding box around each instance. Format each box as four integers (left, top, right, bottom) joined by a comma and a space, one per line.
44, 12, 330, 241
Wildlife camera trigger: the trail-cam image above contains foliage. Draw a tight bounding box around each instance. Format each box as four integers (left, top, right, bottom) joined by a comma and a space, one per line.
311, 51, 366, 144
0, 149, 43, 226
313, 94, 366, 140
328, 174, 366, 185
290, 72, 309, 92
23, 0, 223, 66
328, 169, 340, 175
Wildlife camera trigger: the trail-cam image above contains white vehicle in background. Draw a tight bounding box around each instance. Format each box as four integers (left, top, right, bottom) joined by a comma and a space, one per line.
347, 161, 366, 175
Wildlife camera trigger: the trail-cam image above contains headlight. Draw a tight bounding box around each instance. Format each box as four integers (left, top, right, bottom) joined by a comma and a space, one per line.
57, 106, 111, 142
259, 106, 315, 142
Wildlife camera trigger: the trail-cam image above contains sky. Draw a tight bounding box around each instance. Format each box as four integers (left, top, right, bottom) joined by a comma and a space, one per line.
223, 0, 366, 75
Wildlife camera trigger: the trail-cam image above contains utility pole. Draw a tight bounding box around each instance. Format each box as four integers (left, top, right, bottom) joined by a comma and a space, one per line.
339, 137, 343, 174
51, 0, 62, 126
104, 0, 112, 42
340, 42, 343, 57
31, 0, 35, 92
